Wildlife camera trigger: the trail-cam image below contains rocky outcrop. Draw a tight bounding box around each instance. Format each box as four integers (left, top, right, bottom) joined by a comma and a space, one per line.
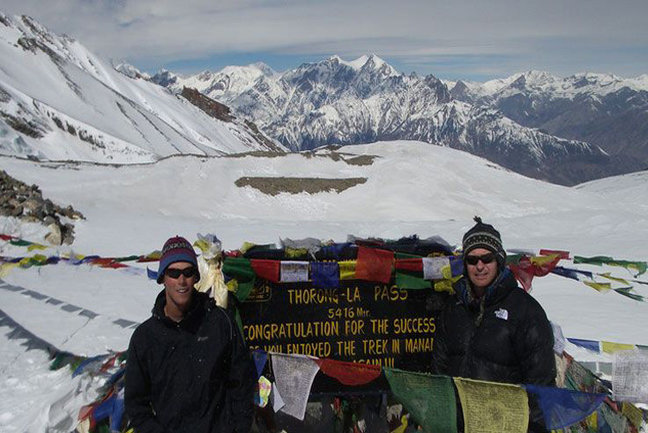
0, 170, 84, 245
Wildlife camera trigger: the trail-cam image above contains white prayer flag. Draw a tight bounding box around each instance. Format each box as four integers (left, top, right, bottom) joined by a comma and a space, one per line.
271, 353, 320, 420
280, 261, 309, 283
422, 257, 450, 280
612, 349, 648, 403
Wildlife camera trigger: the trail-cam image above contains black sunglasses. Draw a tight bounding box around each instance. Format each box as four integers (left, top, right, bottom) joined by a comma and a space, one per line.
465, 252, 496, 266
165, 267, 197, 279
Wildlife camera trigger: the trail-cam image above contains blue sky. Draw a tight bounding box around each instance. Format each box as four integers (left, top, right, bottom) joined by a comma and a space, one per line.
3, 0, 647, 81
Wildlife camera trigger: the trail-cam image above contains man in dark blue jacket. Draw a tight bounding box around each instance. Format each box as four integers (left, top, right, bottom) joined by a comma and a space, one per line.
432, 218, 556, 432
125, 236, 254, 433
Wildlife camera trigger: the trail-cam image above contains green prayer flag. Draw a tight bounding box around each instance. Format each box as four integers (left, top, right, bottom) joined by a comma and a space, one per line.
384, 368, 457, 433
395, 270, 431, 290
223, 257, 256, 301
10, 239, 32, 247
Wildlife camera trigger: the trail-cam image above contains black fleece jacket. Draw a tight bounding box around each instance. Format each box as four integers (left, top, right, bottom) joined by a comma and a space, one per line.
125, 290, 254, 433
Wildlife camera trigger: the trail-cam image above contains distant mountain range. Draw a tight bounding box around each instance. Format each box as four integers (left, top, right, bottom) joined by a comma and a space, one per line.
1, 12, 646, 185
0, 13, 283, 164
153, 56, 648, 185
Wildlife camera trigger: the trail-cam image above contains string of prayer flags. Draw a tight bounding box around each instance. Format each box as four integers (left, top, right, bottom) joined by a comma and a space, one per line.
384, 369, 457, 433
280, 261, 309, 283
612, 349, 648, 403
356, 247, 394, 284
453, 377, 529, 433
316, 359, 382, 386
524, 384, 606, 430
270, 353, 320, 421
311, 261, 339, 288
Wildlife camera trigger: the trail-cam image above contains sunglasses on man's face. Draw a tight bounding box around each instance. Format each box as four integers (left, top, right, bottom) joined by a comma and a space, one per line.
165, 267, 197, 279
465, 252, 496, 266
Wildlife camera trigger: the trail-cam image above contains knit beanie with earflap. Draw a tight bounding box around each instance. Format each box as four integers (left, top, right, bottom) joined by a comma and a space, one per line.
462, 216, 507, 270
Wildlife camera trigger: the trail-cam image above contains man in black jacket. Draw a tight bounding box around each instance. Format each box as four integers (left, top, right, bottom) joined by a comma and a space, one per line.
125, 236, 254, 433
432, 218, 555, 432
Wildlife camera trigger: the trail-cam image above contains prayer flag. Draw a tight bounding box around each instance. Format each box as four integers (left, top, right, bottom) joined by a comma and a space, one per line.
339, 260, 357, 280
311, 262, 339, 288
356, 247, 394, 283
583, 281, 611, 293
454, 377, 529, 433
222, 257, 256, 301
384, 369, 456, 433
567, 338, 600, 353
280, 261, 309, 283
271, 353, 320, 420
256, 376, 272, 408
422, 257, 450, 280
539, 249, 570, 259
394, 258, 423, 272
253, 350, 268, 378
316, 359, 381, 386
250, 259, 280, 283
602, 341, 636, 354
524, 384, 606, 430
395, 269, 431, 290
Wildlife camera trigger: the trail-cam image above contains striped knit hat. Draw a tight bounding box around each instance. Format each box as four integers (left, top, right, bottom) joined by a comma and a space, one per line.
157, 236, 199, 283
462, 216, 506, 269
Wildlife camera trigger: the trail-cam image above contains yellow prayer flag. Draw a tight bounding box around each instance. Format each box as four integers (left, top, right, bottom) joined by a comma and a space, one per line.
285, 247, 308, 258
598, 272, 630, 285
454, 377, 529, 433
339, 260, 356, 280
530, 254, 560, 266
622, 402, 644, 428
585, 410, 598, 431
0, 262, 19, 278
583, 281, 612, 293
239, 242, 256, 254
27, 243, 48, 251
601, 341, 636, 354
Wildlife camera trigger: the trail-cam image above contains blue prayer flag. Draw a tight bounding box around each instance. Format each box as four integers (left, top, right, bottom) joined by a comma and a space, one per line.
252, 349, 268, 379
525, 384, 606, 430
567, 338, 601, 353
311, 261, 340, 289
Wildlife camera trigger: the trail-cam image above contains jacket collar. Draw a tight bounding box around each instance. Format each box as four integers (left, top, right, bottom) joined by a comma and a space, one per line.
151, 289, 208, 329
455, 268, 517, 309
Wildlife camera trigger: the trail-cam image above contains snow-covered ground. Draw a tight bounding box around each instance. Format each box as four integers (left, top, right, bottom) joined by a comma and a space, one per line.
1, 140, 647, 432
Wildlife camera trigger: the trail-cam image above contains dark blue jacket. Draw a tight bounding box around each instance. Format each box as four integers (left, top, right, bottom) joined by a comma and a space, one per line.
125, 290, 254, 433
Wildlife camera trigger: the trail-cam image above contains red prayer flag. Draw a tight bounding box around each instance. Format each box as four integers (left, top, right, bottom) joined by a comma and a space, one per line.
509, 255, 562, 291
250, 259, 280, 283
394, 258, 423, 272
539, 249, 570, 260
356, 246, 394, 283
316, 359, 382, 385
